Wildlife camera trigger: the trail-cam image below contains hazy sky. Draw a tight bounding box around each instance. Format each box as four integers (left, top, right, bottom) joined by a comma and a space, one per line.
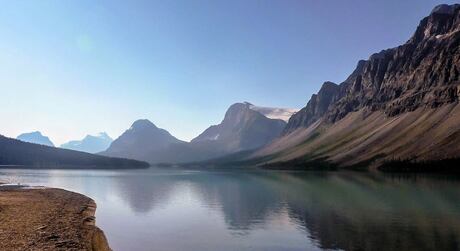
1, 0, 457, 145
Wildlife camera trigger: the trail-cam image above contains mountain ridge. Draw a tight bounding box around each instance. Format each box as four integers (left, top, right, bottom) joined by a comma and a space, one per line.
236, 4, 460, 170
61, 132, 113, 154
17, 131, 54, 147
102, 102, 294, 164
0, 135, 148, 168
101, 119, 184, 162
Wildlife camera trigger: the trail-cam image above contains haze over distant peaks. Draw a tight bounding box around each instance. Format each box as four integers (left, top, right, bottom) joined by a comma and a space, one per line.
60, 132, 113, 154
16, 131, 54, 147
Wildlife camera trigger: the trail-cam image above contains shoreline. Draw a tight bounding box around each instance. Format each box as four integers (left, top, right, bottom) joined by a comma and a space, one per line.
0, 185, 111, 250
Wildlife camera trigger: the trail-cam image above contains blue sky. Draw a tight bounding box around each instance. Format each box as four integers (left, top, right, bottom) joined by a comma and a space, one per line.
1, 0, 457, 145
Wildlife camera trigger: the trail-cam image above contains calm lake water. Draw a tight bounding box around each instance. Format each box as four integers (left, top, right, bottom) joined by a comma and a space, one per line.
1, 167, 460, 251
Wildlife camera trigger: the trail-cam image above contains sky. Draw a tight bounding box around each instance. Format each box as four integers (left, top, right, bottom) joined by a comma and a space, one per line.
1, 0, 458, 145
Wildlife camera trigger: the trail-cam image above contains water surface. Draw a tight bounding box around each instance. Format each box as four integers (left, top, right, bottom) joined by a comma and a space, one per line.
1, 168, 460, 251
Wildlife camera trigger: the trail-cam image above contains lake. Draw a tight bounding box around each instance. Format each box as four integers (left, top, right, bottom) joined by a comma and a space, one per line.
1, 167, 460, 251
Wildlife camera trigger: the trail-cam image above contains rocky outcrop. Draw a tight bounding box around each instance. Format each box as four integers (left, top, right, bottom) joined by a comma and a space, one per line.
283, 82, 341, 133
248, 4, 460, 169
286, 4, 460, 132
81, 200, 111, 251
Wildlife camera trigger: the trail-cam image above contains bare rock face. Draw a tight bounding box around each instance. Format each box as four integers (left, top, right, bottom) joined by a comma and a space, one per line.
287, 4, 460, 131
247, 4, 460, 169
284, 82, 340, 133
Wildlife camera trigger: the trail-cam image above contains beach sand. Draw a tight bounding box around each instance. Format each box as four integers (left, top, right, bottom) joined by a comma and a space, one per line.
0, 186, 111, 250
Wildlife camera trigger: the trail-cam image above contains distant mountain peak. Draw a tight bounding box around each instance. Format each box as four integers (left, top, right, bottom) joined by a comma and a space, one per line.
16, 131, 54, 147
411, 4, 460, 42
28, 131, 43, 136
97, 132, 111, 138
130, 119, 157, 130
191, 102, 288, 153
61, 132, 113, 154
102, 119, 183, 162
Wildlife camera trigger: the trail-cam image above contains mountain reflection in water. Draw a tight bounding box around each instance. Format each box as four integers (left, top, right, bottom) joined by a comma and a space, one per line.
1, 168, 460, 251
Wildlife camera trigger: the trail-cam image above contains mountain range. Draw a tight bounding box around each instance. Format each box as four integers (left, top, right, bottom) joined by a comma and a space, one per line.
60, 132, 113, 153
16, 131, 54, 147
101, 102, 296, 164
5, 4, 460, 171
226, 4, 460, 170
104, 4, 460, 171
0, 135, 148, 168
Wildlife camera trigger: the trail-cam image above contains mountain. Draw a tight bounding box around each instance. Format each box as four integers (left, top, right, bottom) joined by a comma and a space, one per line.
61, 132, 113, 153
0, 135, 148, 168
283, 81, 343, 133
17, 131, 54, 147
172, 102, 291, 163
102, 103, 294, 164
191, 102, 287, 153
101, 119, 185, 163
233, 4, 460, 170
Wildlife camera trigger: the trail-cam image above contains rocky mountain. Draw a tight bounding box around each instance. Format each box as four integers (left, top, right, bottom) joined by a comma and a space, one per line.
0, 135, 148, 168
192, 102, 287, 153
241, 4, 460, 170
283, 81, 342, 133
16, 131, 54, 147
102, 103, 293, 164
61, 132, 113, 153
100, 119, 185, 163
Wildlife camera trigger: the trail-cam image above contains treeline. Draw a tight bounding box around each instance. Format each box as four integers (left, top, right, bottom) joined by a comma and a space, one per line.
0, 135, 149, 169
379, 158, 460, 173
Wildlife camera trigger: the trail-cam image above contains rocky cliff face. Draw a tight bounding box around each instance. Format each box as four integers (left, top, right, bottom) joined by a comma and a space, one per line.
284, 82, 341, 133
249, 4, 460, 169
286, 4, 460, 132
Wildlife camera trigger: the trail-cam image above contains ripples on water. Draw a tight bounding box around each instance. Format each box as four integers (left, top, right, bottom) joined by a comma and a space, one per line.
1, 168, 460, 251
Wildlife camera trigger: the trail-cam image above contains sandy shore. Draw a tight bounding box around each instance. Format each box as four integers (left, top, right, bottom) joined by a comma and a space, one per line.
0, 185, 111, 251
